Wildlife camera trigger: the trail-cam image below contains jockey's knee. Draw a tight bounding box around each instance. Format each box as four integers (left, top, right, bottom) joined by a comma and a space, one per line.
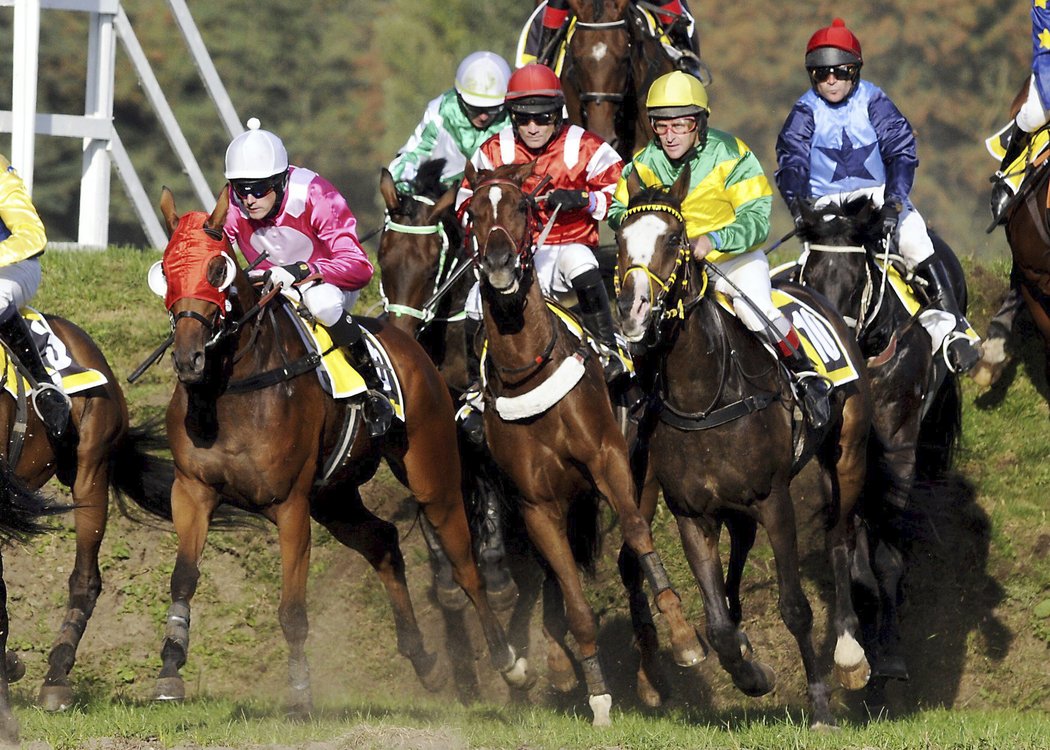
302, 283, 346, 326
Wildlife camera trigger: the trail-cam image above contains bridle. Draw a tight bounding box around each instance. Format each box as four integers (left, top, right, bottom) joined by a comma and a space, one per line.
615, 201, 702, 339
468, 177, 542, 277
380, 192, 460, 326
570, 16, 630, 107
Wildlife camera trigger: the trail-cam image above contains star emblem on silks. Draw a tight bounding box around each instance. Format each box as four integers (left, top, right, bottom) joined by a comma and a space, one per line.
817, 130, 877, 181
1040, 27, 1050, 51
1038, 0, 1048, 11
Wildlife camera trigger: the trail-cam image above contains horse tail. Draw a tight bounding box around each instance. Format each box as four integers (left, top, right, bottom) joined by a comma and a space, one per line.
0, 456, 65, 540
916, 374, 963, 479
109, 419, 174, 523
568, 491, 602, 574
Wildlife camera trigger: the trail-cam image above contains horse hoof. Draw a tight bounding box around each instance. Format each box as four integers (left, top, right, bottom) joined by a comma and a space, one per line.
588, 693, 612, 727
500, 656, 533, 690
737, 631, 755, 660
4, 652, 24, 684
636, 670, 663, 708
871, 655, 909, 681
548, 662, 577, 693
834, 657, 871, 691
737, 660, 776, 697
434, 583, 470, 612
154, 676, 186, 701
671, 626, 706, 667
482, 570, 519, 612
37, 684, 74, 712
414, 652, 448, 692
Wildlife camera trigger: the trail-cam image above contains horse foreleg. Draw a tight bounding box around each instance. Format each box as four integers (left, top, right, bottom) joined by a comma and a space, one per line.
39, 460, 108, 712
591, 450, 703, 668
272, 498, 314, 717
540, 572, 576, 693
616, 543, 664, 707
523, 504, 610, 726
758, 488, 834, 728
675, 514, 776, 698
312, 490, 445, 692
155, 477, 216, 702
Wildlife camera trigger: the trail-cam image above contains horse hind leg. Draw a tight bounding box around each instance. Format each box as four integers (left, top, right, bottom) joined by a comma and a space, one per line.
616, 544, 664, 708
0, 560, 20, 743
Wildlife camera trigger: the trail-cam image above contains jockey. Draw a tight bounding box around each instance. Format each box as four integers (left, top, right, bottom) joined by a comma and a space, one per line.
609, 71, 833, 430
523, 0, 704, 81
389, 51, 512, 191
455, 63, 624, 438
223, 119, 393, 437
775, 17, 980, 375
0, 154, 71, 444
990, 1, 1050, 225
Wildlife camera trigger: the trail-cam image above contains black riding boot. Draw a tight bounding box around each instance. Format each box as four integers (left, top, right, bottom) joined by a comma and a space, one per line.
459, 317, 485, 445
0, 309, 70, 443
917, 257, 981, 374
327, 315, 394, 437
573, 268, 627, 383
536, 0, 570, 67
989, 123, 1028, 227
773, 323, 832, 431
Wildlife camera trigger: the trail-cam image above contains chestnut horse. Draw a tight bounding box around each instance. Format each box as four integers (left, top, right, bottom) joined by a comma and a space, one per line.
0, 316, 174, 714
150, 189, 529, 713
614, 173, 873, 727
559, 0, 680, 159
793, 196, 966, 687
462, 160, 703, 725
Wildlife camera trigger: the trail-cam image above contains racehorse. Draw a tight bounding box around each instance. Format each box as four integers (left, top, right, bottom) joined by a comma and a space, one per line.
462, 160, 704, 725
150, 188, 529, 713
559, 0, 678, 159
614, 171, 873, 727
794, 195, 966, 685
977, 80, 1050, 398
0, 315, 174, 713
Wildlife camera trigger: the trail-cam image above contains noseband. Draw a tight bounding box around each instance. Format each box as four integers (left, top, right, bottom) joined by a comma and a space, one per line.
381, 192, 454, 325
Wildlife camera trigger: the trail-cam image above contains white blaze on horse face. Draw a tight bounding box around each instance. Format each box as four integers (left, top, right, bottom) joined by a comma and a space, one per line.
619, 213, 670, 340
590, 42, 608, 62
488, 186, 503, 222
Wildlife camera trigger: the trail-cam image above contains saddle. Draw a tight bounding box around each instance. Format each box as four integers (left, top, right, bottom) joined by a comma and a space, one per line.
0, 309, 108, 399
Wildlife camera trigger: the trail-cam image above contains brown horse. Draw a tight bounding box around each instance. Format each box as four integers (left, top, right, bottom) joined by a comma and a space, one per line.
0, 315, 174, 715
614, 172, 873, 727
559, 0, 678, 159
462, 160, 703, 725
979, 80, 1050, 396
151, 189, 529, 713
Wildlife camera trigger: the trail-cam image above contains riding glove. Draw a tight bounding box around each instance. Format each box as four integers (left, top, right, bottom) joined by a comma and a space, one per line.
546, 189, 592, 212
260, 262, 312, 290
880, 201, 901, 239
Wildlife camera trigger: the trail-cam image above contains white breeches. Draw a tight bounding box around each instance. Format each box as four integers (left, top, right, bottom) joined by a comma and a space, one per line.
815, 186, 935, 267
1016, 74, 1050, 133
300, 281, 361, 326
0, 257, 41, 313
711, 249, 784, 334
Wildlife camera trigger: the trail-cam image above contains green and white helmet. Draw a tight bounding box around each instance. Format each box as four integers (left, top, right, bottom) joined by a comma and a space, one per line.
455, 51, 512, 107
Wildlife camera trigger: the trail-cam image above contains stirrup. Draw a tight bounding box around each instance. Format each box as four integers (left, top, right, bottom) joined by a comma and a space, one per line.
32, 382, 72, 439
456, 386, 485, 445
360, 389, 393, 438
793, 371, 832, 431
942, 332, 980, 375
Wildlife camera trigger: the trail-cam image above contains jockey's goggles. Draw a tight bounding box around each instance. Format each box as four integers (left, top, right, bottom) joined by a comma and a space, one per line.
511, 110, 558, 127
651, 117, 699, 136
462, 101, 506, 121
230, 174, 283, 199
808, 64, 858, 84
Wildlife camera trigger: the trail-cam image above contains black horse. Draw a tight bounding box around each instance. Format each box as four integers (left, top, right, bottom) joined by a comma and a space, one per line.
614, 171, 874, 727
793, 196, 966, 688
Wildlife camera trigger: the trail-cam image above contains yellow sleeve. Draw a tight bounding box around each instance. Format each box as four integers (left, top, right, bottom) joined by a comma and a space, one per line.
0, 155, 47, 266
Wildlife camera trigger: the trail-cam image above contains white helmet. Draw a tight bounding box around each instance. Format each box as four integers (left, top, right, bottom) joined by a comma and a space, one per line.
224, 118, 288, 180
454, 51, 511, 107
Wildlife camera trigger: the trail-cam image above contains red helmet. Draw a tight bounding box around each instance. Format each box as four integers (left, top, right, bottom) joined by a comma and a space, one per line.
805, 18, 863, 68
505, 63, 565, 114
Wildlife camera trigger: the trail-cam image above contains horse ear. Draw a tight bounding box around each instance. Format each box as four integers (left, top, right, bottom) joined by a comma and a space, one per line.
159, 186, 179, 238
464, 160, 477, 188
429, 184, 458, 223
626, 168, 643, 201
380, 168, 400, 211
670, 163, 691, 204
206, 187, 229, 234
513, 160, 537, 185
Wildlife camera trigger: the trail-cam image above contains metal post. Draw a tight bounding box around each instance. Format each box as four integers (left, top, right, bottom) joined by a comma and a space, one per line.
79, 6, 116, 247
11, 0, 41, 190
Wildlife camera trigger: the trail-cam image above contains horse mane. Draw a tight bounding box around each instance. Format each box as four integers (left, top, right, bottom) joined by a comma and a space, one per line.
407, 158, 448, 201
627, 183, 678, 210
798, 196, 882, 249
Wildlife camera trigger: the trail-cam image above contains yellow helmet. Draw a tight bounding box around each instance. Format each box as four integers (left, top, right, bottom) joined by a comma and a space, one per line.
645, 71, 709, 118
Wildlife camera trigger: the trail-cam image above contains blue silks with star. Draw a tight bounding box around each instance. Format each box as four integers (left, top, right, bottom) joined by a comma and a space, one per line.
774, 79, 918, 210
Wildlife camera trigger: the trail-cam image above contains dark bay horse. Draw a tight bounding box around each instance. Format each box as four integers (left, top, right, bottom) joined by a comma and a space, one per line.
462, 160, 703, 725
559, 0, 678, 159
151, 189, 529, 713
794, 196, 966, 686
614, 172, 873, 727
0, 316, 174, 713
